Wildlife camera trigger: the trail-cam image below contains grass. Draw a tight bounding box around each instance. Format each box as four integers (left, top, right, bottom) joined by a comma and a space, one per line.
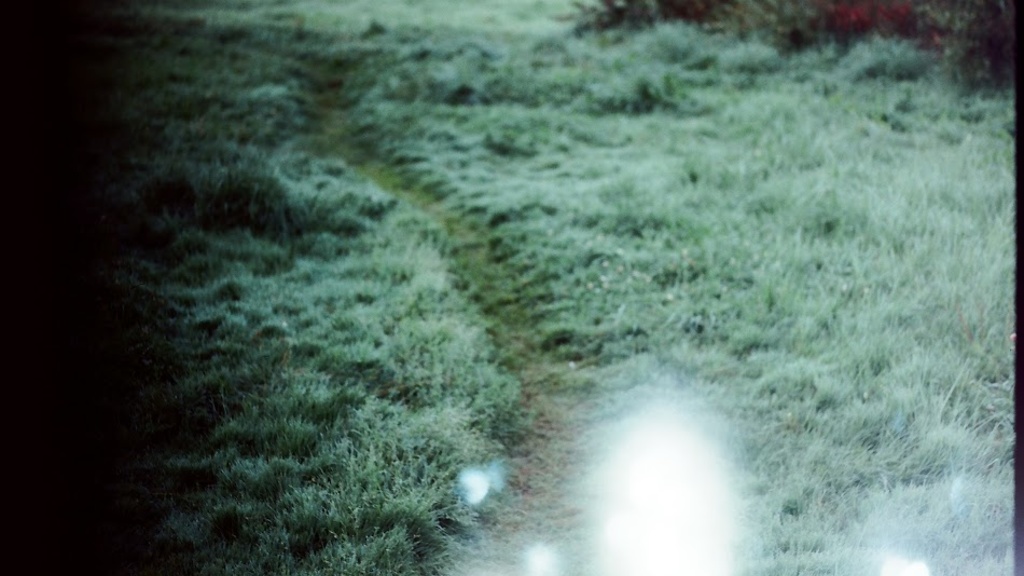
322, 16, 1014, 576
62, 3, 1013, 576
62, 12, 523, 575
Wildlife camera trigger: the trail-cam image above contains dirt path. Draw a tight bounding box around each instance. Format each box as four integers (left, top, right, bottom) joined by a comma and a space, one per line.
305, 72, 600, 576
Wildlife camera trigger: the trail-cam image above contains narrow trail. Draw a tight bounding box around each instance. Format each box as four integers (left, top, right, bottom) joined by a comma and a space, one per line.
306, 72, 599, 575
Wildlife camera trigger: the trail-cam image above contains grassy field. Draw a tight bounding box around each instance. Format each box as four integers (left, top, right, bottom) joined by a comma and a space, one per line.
61, 1, 1013, 575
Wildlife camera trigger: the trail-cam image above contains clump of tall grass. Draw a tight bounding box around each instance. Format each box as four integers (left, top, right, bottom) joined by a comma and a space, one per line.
834, 36, 937, 81
140, 154, 398, 247
716, 42, 784, 73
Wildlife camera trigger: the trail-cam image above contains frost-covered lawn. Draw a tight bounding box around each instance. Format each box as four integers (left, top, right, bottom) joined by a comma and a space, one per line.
64, 1, 1013, 575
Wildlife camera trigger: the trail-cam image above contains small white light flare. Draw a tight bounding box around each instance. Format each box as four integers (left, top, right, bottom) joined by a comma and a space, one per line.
949, 475, 970, 519
457, 460, 506, 506
458, 468, 490, 505
881, 555, 931, 576
598, 410, 736, 576
525, 543, 560, 576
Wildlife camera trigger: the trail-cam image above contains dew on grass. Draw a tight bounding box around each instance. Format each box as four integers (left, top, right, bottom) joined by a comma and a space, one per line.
458, 460, 506, 505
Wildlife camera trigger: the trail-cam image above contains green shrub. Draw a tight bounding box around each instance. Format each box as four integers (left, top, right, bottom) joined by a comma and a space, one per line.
719, 0, 826, 49
637, 22, 720, 67
835, 36, 937, 80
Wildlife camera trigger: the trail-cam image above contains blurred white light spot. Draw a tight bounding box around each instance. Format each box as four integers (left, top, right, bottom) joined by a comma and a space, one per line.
599, 410, 736, 576
525, 543, 560, 576
459, 469, 490, 504
458, 461, 506, 506
881, 555, 930, 576
904, 563, 930, 576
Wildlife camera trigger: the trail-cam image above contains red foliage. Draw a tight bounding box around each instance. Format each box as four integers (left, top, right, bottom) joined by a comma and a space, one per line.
822, 1, 918, 38
878, 3, 916, 35
826, 2, 872, 35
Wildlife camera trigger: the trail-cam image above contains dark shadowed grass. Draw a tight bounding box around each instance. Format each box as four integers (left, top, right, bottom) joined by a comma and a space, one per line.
64, 11, 524, 576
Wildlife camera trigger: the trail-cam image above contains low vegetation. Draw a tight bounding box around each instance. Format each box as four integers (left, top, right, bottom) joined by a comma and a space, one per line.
62, 1, 1013, 575
573, 0, 1015, 85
